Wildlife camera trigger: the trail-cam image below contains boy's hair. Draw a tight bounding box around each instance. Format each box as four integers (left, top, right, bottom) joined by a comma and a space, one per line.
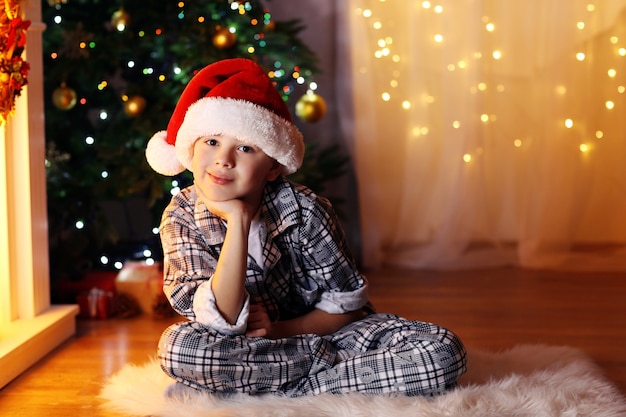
146, 58, 304, 176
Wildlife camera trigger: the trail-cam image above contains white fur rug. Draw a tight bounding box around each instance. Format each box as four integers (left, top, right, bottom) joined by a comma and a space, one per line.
100, 344, 626, 417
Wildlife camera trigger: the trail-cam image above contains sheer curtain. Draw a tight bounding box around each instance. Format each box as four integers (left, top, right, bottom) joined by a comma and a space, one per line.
340, 1, 626, 271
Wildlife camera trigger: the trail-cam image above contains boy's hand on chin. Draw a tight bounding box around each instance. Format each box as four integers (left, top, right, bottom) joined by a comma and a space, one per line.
195, 184, 256, 224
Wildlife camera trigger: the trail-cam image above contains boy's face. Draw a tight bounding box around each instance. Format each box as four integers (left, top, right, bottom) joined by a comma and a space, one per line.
191, 134, 281, 206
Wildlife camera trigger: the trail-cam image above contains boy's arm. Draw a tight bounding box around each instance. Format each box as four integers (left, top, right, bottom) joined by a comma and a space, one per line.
210, 213, 250, 324
275, 308, 364, 337
246, 306, 364, 338
196, 186, 256, 326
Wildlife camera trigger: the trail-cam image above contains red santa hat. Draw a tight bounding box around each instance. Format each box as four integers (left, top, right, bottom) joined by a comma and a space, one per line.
145, 58, 304, 176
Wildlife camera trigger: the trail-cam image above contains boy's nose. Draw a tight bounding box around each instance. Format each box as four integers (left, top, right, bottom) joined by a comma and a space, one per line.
215, 148, 234, 167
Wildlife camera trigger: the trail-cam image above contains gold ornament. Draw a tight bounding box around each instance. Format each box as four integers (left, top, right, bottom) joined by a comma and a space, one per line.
111, 8, 130, 32
123, 95, 147, 117
52, 83, 77, 111
295, 91, 326, 123
212, 27, 237, 50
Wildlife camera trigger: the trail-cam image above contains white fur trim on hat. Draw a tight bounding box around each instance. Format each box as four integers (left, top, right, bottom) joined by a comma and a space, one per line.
145, 131, 185, 176
176, 97, 304, 175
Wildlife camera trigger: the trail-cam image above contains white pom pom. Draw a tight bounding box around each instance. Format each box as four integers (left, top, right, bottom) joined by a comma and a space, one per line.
145, 131, 185, 176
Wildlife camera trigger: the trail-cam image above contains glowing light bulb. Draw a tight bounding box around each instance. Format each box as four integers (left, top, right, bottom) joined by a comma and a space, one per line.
555, 85, 567, 95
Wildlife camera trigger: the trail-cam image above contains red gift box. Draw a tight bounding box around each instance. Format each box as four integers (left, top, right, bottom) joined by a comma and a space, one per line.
77, 287, 114, 319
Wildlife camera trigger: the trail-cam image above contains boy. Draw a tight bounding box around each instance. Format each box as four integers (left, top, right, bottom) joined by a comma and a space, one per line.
146, 58, 466, 397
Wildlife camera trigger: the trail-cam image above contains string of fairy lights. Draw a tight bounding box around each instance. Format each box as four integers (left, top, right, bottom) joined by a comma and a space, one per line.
354, 1, 625, 164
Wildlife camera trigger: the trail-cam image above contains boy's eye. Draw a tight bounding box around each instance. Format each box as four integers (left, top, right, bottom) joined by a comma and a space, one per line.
239, 145, 254, 153
206, 139, 218, 146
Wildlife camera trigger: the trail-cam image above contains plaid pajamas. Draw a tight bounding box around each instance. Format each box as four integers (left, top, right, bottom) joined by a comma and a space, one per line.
157, 178, 467, 397
160, 313, 466, 397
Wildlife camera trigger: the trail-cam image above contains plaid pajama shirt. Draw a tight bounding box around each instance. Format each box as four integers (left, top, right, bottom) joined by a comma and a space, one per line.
157, 178, 467, 397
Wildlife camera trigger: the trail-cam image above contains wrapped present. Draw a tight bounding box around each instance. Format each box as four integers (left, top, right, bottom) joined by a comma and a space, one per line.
115, 261, 164, 315
77, 287, 113, 319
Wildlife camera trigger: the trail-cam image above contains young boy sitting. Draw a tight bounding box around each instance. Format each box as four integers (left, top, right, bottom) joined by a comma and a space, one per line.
145, 58, 467, 397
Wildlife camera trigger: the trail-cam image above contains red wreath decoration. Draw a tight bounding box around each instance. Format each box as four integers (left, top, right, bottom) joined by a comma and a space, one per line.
0, 0, 30, 124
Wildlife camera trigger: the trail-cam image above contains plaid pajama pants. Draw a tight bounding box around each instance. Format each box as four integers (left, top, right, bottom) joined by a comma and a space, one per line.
158, 313, 467, 397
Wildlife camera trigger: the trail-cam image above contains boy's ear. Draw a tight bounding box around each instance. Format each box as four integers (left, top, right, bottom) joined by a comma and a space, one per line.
266, 160, 283, 182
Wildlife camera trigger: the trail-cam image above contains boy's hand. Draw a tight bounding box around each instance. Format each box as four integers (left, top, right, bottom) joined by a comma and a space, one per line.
246, 304, 272, 338
195, 182, 256, 224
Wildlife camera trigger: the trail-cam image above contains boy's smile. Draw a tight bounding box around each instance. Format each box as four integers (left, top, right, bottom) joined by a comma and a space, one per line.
192, 134, 281, 206
208, 172, 234, 185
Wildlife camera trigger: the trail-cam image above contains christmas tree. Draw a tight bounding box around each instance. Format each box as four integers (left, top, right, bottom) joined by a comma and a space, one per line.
42, 0, 346, 293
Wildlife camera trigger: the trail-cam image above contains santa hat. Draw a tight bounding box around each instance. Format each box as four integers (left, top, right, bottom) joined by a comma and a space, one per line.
145, 58, 304, 176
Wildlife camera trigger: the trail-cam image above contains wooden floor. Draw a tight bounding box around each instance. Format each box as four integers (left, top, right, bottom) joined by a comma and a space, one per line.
1, 267, 625, 416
